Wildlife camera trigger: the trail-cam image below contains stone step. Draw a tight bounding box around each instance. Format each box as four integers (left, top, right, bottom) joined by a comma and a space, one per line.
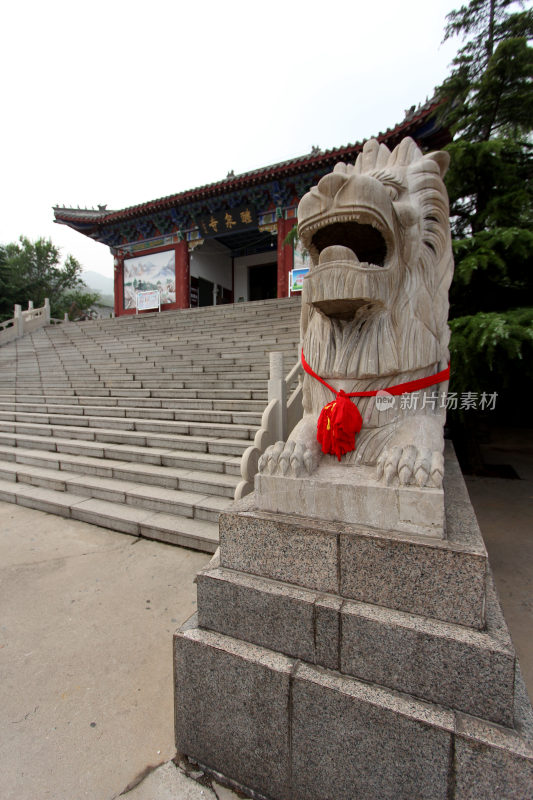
57, 336, 300, 348
2, 365, 277, 380
0, 402, 262, 424
0, 386, 269, 401
0, 452, 239, 496
28, 350, 283, 361
173, 353, 295, 365
0, 462, 231, 521
52, 328, 296, 340
0, 410, 258, 439
0, 478, 218, 552
0, 422, 251, 454
1, 375, 272, 387
150, 388, 267, 400
6, 366, 273, 381
0, 394, 265, 412
87, 325, 289, 337
0, 436, 242, 473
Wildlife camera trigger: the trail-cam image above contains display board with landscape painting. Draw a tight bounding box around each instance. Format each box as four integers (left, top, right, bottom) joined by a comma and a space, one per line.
123, 250, 176, 310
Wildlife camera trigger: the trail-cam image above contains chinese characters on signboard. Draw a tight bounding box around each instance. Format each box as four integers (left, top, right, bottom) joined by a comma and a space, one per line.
197, 206, 257, 238
136, 290, 160, 312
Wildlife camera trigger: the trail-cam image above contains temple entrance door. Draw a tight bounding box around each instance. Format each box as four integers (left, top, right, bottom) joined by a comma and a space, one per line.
198, 277, 214, 306
248, 262, 277, 301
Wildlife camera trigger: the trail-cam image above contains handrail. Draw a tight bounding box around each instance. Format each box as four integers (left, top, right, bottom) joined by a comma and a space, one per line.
0, 299, 58, 346
285, 359, 302, 387
0, 319, 16, 332
234, 352, 303, 500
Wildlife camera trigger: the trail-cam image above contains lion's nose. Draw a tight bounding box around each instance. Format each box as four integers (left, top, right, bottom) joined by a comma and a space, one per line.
317, 172, 348, 199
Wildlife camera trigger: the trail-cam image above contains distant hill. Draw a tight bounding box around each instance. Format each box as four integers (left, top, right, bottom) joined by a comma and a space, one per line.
82, 270, 114, 296
96, 294, 114, 308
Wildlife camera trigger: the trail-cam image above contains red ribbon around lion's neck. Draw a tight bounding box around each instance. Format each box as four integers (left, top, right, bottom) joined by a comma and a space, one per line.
300, 349, 450, 461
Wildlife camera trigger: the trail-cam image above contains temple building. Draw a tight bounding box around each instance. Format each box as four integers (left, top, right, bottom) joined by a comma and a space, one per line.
53, 101, 449, 318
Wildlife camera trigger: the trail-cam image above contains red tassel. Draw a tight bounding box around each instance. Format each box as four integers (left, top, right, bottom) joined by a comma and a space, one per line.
316, 390, 363, 461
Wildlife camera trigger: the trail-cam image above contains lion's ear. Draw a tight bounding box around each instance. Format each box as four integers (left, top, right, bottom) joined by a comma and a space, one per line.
423, 151, 450, 179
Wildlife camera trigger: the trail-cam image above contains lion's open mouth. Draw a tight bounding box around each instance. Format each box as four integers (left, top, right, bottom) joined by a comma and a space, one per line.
311, 221, 387, 267
299, 213, 395, 320
301, 212, 393, 272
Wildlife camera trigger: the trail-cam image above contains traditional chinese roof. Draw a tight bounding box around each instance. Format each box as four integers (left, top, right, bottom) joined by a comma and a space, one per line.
54, 100, 449, 250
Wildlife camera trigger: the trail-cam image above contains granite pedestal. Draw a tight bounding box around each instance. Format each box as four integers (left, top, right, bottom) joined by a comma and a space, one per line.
174, 446, 533, 799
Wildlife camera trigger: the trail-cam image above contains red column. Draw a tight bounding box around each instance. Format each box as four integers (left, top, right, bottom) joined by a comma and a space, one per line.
113, 254, 124, 317
276, 217, 296, 298
175, 241, 190, 309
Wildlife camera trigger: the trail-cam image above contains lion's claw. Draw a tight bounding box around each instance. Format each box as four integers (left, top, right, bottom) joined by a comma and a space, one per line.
377, 444, 443, 488
258, 441, 283, 474
259, 439, 318, 477
278, 439, 294, 475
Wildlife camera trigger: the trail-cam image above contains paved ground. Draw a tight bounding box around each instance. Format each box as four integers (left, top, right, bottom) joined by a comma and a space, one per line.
0, 506, 211, 800
0, 430, 531, 799
464, 429, 533, 694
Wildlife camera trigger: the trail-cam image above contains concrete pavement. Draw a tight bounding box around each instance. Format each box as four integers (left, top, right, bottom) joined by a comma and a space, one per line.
0, 504, 210, 799
0, 429, 531, 799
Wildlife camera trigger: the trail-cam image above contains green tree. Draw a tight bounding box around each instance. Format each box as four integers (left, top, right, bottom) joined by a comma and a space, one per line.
0, 245, 13, 320
434, 0, 533, 444
438, 0, 533, 139
0, 236, 100, 321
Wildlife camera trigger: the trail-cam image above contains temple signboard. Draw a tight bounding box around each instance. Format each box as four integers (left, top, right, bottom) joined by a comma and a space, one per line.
196, 205, 257, 239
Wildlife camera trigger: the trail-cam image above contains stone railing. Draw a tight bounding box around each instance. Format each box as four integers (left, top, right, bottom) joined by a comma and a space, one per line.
235, 352, 303, 500
0, 299, 54, 346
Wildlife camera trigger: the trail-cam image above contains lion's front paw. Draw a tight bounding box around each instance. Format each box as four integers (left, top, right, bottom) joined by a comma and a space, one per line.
258, 439, 320, 477
376, 445, 444, 488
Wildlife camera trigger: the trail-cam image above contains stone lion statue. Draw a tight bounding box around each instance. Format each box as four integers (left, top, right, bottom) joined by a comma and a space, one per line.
259, 136, 454, 488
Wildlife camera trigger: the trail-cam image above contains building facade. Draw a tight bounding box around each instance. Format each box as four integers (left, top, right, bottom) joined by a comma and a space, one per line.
54, 102, 449, 318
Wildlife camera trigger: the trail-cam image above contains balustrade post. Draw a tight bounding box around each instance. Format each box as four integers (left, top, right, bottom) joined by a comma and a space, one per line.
14, 304, 23, 338
268, 351, 287, 442
44, 298, 50, 324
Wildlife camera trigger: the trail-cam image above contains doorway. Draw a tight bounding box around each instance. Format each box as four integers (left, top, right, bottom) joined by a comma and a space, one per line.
248, 262, 277, 301
198, 277, 214, 307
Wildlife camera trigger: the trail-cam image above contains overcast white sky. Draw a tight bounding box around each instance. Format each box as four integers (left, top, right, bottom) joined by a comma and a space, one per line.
1, 0, 459, 280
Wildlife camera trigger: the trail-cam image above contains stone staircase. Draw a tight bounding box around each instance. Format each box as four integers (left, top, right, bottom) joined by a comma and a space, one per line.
0, 297, 301, 552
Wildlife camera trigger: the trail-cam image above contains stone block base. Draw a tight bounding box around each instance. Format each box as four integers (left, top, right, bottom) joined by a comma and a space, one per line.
175, 620, 533, 800
197, 566, 515, 725
220, 469, 487, 629
256, 462, 445, 538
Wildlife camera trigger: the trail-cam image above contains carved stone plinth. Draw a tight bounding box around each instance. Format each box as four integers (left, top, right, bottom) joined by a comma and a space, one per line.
174, 446, 533, 799
256, 461, 445, 537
